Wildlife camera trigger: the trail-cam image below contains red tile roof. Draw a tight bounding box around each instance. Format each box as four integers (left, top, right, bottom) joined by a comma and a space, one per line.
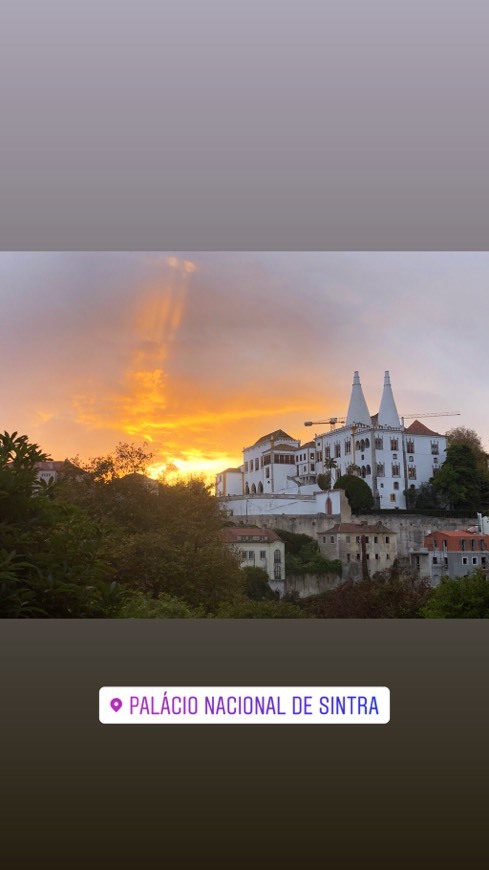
404, 420, 442, 436
324, 522, 395, 535
250, 430, 297, 449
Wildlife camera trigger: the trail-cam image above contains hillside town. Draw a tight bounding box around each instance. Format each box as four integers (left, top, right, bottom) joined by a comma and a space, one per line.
216, 371, 489, 593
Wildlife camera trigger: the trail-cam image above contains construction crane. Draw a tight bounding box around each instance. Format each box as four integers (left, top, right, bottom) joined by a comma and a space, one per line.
305, 411, 460, 430
400, 412, 460, 425
304, 417, 346, 430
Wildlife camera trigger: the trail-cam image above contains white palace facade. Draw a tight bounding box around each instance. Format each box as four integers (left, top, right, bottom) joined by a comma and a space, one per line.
216, 371, 448, 512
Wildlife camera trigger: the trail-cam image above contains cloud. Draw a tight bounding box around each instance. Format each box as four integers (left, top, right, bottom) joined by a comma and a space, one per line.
2, 251, 489, 471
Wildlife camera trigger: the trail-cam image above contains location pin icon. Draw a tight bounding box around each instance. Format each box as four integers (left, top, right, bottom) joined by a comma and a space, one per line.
111, 698, 123, 713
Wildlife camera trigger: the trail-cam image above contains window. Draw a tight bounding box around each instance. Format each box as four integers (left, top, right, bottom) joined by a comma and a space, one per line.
433, 557, 438, 565
376, 463, 385, 477
431, 441, 439, 455
390, 493, 396, 502
240, 550, 246, 559
385, 537, 390, 543
408, 467, 417, 480
386, 554, 390, 560
390, 439, 398, 451
248, 551, 254, 560
366, 553, 370, 560
345, 440, 351, 454
274, 549, 281, 563
356, 553, 360, 560
244, 462, 248, 472
374, 536, 378, 543
365, 438, 370, 448
345, 536, 351, 543
375, 553, 379, 560
274, 564, 281, 580
260, 550, 266, 559
356, 536, 360, 544
393, 481, 399, 490
409, 456, 414, 463
460, 539, 466, 551
392, 464, 400, 477
462, 557, 468, 565
255, 459, 259, 470
472, 557, 478, 565
334, 443, 341, 458
322, 536, 326, 543
374, 437, 383, 450
482, 557, 487, 566
346, 553, 350, 562
364, 537, 369, 543
406, 440, 415, 453
325, 446, 331, 459
480, 540, 485, 551
330, 536, 335, 543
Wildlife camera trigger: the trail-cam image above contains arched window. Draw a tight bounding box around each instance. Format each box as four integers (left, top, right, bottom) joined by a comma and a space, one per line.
245, 483, 250, 495
326, 496, 332, 515
360, 439, 365, 451
356, 441, 360, 450
274, 564, 282, 580
274, 549, 281, 563
366, 464, 371, 475
258, 481, 264, 494
361, 465, 366, 478
365, 438, 370, 448
251, 483, 256, 494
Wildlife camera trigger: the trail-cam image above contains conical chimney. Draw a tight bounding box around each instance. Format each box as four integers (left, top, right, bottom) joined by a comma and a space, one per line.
346, 371, 371, 426
377, 370, 400, 427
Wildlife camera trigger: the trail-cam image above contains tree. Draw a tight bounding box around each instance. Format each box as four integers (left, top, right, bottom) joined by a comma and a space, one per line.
433, 443, 485, 512
215, 599, 306, 618
75, 441, 154, 482
317, 458, 337, 490
242, 566, 278, 601
334, 474, 374, 513
421, 569, 489, 618
404, 481, 442, 511
0, 432, 116, 618
305, 565, 432, 618
275, 529, 342, 578
55, 460, 245, 613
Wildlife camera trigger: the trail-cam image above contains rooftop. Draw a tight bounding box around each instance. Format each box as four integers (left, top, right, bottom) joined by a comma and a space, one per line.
249, 429, 297, 449
324, 521, 395, 535
404, 420, 442, 437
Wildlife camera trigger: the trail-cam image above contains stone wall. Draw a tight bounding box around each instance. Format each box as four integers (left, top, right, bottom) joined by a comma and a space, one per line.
285, 572, 341, 598
234, 510, 476, 559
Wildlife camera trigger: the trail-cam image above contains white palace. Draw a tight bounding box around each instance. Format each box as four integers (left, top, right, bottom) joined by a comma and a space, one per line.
216, 371, 448, 512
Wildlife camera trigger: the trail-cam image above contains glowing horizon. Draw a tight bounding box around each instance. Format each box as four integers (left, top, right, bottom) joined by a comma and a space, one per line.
2, 252, 488, 480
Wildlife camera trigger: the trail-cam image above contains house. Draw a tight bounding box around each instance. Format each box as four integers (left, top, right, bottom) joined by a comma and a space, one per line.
422, 529, 489, 585
318, 521, 397, 580
220, 526, 286, 595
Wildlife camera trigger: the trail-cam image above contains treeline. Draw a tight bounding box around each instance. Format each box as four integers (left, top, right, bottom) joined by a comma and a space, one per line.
0, 432, 305, 618
3, 431, 489, 619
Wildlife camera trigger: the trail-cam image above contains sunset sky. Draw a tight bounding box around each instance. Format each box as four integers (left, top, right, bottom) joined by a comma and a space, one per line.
2, 251, 488, 479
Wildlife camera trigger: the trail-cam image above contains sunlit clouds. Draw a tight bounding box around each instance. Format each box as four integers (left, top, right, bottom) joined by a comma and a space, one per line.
2, 252, 489, 481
